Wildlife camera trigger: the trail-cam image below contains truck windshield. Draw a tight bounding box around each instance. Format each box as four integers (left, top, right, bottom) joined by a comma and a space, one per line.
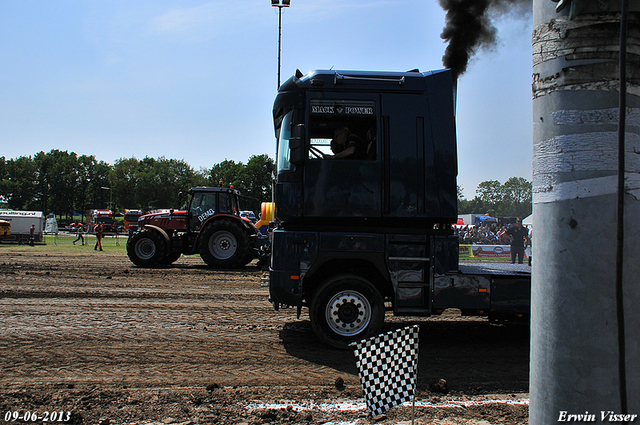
124, 214, 140, 222
276, 111, 293, 173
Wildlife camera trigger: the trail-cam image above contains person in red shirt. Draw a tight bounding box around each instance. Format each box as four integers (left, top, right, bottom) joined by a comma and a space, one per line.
94, 223, 104, 251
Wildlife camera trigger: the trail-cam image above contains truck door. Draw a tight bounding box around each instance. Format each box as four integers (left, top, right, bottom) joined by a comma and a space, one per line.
382, 86, 458, 221
381, 93, 439, 218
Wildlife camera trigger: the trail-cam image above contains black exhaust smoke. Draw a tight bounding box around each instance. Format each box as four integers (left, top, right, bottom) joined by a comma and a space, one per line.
439, 0, 532, 80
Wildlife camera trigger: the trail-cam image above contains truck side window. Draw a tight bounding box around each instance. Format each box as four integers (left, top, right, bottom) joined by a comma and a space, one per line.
308, 100, 376, 161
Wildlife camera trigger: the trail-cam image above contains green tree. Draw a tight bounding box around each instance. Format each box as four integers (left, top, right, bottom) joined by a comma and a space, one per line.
153, 157, 200, 209
111, 156, 204, 212
75, 155, 98, 221
1, 151, 273, 217
476, 179, 504, 213
206, 155, 273, 213
457, 185, 465, 202
0, 157, 6, 202
30, 150, 107, 220
458, 177, 532, 217
39, 150, 79, 220
2, 156, 38, 210
239, 154, 273, 212
502, 177, 532, 218
112, 157, 142, 210
209, 159, 244, 188
457, 184, 477, 214
84, 159, 111, 212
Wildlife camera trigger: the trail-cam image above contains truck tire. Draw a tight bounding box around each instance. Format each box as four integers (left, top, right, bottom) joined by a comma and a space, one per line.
309, 274, 385, 349
199, 219, 250, 268
127, 230, 166, 267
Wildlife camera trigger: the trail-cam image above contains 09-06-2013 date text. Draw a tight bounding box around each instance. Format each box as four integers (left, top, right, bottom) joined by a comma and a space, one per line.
4, 411, 71, 422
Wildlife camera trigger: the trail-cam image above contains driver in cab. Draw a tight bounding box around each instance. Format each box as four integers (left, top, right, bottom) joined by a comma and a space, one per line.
326, 127, 365, 159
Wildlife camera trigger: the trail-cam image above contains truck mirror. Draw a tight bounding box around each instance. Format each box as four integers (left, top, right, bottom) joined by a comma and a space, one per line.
290, 124, 305, 164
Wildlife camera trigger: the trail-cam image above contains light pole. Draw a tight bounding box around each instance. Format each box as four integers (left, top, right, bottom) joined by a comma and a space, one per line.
100, 187, 112, 211
271, 0, 290, 89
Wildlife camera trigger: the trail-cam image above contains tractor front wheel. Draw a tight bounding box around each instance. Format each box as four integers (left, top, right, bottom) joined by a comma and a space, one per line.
199, 219, 250, 268
127, 230, 166, 267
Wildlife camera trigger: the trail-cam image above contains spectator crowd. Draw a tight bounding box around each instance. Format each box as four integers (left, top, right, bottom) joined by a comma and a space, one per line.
454, 224, 524, 245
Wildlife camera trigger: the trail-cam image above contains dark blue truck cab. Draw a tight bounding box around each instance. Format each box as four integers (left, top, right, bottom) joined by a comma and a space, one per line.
269, 69, 530, 348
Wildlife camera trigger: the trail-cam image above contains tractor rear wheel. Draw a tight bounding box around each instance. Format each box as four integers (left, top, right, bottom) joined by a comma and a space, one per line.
199, 219, 250, 268
127, 230, 166, 267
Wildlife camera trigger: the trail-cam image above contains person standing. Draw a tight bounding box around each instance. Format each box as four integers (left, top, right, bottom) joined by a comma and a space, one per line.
505, 218, 530, 264
29, 224, 35, 246
73, 224, 85, 245
94, 223, 103, 251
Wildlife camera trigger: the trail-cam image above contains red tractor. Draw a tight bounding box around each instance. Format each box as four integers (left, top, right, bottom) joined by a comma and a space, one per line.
126, 187, 260, 268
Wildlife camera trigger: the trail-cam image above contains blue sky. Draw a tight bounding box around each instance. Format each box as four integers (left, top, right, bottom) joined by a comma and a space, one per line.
1, 0, 532, 199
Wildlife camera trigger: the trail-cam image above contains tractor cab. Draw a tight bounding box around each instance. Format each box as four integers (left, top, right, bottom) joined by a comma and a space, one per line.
185, 187, 241, 232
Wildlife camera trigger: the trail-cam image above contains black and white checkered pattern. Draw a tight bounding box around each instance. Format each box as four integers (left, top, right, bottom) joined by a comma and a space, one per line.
352, 325, 420, 417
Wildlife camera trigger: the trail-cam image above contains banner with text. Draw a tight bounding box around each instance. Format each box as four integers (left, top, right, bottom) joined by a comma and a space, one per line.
471, 245, 529, 258
459, 244, 473, 258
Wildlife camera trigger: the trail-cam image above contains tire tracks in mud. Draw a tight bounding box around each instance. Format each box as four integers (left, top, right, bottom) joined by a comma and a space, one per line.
0, 250, 531, 424
1, 250, 530, 393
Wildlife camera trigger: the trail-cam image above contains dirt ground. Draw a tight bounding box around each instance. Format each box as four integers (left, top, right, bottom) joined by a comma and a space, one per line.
0, 245, 530, 424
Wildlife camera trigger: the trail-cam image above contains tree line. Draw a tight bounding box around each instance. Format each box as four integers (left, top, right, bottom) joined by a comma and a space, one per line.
458, 177, 532, 219
0, 150, 273, 221
1, 149, 531, 221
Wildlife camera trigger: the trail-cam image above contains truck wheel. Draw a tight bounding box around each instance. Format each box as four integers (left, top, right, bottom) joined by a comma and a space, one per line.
127, 230, 166, 267
310, 274, 385, 349
199, 219, 250, 268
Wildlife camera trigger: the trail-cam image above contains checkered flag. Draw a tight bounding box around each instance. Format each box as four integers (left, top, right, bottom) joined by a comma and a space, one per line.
352, 325, 420, 417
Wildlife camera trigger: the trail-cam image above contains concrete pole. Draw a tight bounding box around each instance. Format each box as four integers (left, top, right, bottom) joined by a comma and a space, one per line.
530, 2, 639, 423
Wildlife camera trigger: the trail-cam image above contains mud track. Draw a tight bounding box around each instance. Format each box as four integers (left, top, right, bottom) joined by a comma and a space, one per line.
0, 248, 530, 424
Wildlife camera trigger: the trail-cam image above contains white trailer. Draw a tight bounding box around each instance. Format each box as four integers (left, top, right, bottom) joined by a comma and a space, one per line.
0, 210, 45, 244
